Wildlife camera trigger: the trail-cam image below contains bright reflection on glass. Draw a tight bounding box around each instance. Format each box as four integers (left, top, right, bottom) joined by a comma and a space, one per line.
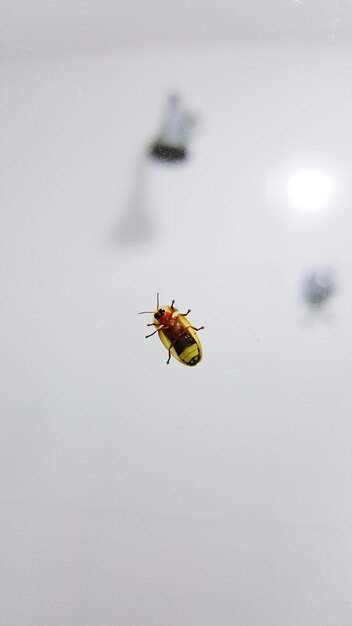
287, 169, 334, 211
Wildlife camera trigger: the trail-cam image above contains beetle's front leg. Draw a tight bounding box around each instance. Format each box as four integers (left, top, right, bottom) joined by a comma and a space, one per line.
145, 325, 163, 339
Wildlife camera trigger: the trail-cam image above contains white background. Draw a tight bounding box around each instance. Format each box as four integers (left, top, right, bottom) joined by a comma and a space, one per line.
1, 4, 352, 625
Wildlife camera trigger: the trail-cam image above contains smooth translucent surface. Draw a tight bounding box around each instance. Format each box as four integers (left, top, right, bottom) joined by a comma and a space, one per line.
1, 37, 352, 626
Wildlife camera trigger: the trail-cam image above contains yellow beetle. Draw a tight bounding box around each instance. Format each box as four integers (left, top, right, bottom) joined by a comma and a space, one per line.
139, 294, 204, 366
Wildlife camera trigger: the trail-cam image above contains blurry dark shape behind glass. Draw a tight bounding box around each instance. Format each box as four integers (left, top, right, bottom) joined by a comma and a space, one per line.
113, 156, 154, 246
302, 268, 337, 310
113, 94, 197, 247
149, 94, 196, 163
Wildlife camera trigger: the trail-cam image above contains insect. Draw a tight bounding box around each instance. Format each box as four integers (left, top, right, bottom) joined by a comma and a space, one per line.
139, 294, 204, 366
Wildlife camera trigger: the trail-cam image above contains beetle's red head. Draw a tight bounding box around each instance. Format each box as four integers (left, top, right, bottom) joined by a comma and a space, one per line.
154, 307, 172, 326
138, 294, 177, 328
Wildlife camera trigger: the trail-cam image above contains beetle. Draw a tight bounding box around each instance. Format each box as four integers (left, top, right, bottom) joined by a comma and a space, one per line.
139, 294, 204, 366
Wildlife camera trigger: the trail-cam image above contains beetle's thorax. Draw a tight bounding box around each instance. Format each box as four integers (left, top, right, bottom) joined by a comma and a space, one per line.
154, 306, 179, 327
165, 315, 178, 328
156, 310, 172, 326
161, 311, 176, 327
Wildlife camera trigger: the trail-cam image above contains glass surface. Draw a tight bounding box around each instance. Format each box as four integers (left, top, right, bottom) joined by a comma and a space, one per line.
1, 4, 352, 625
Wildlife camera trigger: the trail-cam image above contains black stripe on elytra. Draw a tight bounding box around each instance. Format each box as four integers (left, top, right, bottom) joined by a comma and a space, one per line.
173, 332, 197, 356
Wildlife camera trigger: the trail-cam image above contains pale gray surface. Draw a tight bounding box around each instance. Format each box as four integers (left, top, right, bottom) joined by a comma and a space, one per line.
1, 0, 352, 56
1, 42, 352, 626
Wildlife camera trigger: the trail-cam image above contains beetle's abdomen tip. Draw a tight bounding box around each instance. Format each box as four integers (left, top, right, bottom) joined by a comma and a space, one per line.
187, 355, 201, 366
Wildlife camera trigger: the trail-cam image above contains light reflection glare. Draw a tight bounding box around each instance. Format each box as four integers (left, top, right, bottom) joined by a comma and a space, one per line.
287, 169, 334, 211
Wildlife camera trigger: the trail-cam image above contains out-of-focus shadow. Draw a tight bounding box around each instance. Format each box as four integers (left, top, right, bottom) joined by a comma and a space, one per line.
303, 269, 336, 309
111, 94, 197, 247
148, 94, 196, 164
112, 155, 154, 247
300, 268, 337, 324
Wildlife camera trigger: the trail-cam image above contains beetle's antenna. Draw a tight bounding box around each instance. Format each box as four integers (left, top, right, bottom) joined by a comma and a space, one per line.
157, 292, 160, 309
138, 311, 154, 315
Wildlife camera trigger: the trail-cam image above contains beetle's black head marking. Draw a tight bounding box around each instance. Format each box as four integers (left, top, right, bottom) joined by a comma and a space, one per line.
154, 308, 165, 320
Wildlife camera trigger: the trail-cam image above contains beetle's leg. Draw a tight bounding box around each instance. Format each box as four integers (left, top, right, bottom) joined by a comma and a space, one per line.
145, 329, 158, 338
145, 326, 163, 339
180, 309, 191, 316
170, 300, 175, 310
146, 322, 157, 327
189, 325, 204, 332
166, 333, 183, 364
